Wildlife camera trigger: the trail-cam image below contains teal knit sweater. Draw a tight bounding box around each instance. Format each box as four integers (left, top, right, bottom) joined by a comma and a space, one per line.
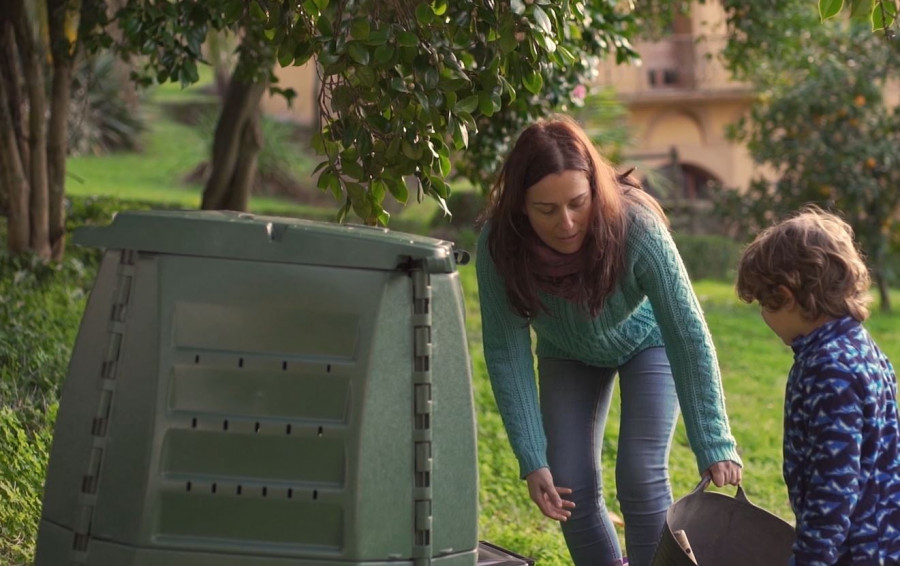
475, 207, 742, 478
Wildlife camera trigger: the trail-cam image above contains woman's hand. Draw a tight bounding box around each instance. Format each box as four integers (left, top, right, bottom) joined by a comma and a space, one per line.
525, 467, 575, 521
704, 460, 742, 487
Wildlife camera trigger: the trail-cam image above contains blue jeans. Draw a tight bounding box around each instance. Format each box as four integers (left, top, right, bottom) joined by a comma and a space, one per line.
538, 347, 679, 566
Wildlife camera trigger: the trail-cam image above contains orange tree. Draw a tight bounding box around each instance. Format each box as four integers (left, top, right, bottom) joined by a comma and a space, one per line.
714, 1, 900, 311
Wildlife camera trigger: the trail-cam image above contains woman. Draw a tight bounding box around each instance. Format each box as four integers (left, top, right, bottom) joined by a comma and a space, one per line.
475, 116, 742, 566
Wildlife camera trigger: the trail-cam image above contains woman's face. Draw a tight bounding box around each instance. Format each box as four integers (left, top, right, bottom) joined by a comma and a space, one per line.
524, 170, 592, 254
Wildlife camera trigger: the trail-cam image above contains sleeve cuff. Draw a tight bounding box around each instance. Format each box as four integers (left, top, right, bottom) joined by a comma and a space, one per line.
517, 451, 549, 479
696, 444, 743, 474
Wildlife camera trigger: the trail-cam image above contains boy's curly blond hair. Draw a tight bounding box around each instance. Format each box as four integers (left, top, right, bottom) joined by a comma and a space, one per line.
736, 206, 871, 322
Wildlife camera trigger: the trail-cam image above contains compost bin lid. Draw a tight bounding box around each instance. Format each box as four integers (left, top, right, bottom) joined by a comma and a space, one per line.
72, 209, 459, 273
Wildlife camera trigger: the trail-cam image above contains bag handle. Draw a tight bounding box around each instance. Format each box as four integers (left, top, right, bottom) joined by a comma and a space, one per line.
692, 475, 752, 503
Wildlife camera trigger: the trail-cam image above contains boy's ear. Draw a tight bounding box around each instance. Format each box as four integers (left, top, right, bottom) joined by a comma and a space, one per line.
775, 285, 797, 310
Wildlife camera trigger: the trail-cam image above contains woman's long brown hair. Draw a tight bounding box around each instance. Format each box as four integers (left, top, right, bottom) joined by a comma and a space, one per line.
483, 115, 666, 319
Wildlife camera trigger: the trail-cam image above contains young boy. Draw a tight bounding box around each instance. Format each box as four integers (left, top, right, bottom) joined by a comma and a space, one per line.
736, 206, 900, 565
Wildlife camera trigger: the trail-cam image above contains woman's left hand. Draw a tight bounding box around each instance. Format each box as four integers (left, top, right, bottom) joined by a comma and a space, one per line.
703, 460, 742, 487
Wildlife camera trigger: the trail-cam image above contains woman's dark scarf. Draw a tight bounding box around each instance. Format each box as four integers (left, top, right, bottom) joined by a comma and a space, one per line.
530, 239, 586, 303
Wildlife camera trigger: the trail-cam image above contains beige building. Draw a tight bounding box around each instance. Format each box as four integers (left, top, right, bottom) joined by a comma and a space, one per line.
592, 3, 754, 214
261, 62, 319, 127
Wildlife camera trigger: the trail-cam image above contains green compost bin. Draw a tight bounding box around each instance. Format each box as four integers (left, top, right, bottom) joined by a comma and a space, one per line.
35, 210, 478, 566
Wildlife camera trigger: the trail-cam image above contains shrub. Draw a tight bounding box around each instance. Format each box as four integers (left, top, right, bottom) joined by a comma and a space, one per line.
672, 233, 743, 283
68, 53, 146, 156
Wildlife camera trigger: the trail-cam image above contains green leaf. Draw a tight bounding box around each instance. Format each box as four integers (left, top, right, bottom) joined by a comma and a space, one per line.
432, 192, 451, 217
478, 92, 495, 116
429, 174, 450, 198
386, 177, 409, 204
336, 198, 352, 224
872, 0, 897, 30
365, 27, 390, 45
438, 151, 451, 177
397, 31, 419, 47
532, 5, 553, 34
389, 77, 409, 92
438, 77, 470, 91
263, 28, 276, 41
179, 62, 199, 88
371, 179, 387, 203
250, 1, 266, 21
317, 14, 333, 36
432, 0, 448, 16
311, 132, 326, 154
538, 33, 556, 53
342, 158, 365, 181
499, 75, 516, 103
416, 3, 435, 26
819, 0, 844, 21
490, 91, 502, 113
317, 170, 342, 200
498, 18, 518, 54
424, 68, 439, 90
374, 44, 394, 64
347, 42, 370, 65
556, 44, 576, 64
402, 140, 423, 160
452, 119, 469, 149
387, 136, 401, 159
331, 85, 355, 112
277, 44, 295, 67
454, 94, 480, 114
347, 182, 372, 220
511, 0, 526, 15
523, 69, 543, 94
350, 18, 370, 40
316, 169, 333, 190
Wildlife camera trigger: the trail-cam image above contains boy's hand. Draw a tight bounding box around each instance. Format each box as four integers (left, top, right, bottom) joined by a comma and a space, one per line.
525, 467, 575, 521
704, 460, 742, 487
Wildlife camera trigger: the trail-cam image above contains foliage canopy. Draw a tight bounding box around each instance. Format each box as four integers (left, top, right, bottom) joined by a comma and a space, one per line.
108, 0, 645, 224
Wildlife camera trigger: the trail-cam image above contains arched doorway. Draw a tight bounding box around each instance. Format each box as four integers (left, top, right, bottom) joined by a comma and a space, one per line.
643, 161, 718, 202
640, 160, 723, 235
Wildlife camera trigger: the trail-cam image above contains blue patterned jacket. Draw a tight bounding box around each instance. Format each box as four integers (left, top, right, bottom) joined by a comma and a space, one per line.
785, 316, 900, 565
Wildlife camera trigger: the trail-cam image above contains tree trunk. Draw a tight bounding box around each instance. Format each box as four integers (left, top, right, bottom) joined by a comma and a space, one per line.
222, 112, 263, 211
0, 13, 29, 188
875, 271, 892, 313
47, 0, 80, 260
0, 53, 31, 253
200, 76, 268, 211
11, 0, 51, 259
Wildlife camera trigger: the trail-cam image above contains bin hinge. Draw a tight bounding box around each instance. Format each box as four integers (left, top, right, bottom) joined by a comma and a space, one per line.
70, 249, 135, 564
410, 265, 433, 566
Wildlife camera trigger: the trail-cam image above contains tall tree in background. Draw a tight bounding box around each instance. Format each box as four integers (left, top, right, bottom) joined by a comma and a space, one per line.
0, 0, 85, 260
715, 1, 900, 311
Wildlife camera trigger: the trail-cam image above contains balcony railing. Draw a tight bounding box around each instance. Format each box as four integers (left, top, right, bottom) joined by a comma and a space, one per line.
593, 35, 751, 98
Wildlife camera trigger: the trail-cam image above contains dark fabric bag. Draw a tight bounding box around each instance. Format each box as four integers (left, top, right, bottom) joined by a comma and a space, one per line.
650, 478, 796, 566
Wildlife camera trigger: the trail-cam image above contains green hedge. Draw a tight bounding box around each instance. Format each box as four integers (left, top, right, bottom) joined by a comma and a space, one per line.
672, 233, 743, 283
